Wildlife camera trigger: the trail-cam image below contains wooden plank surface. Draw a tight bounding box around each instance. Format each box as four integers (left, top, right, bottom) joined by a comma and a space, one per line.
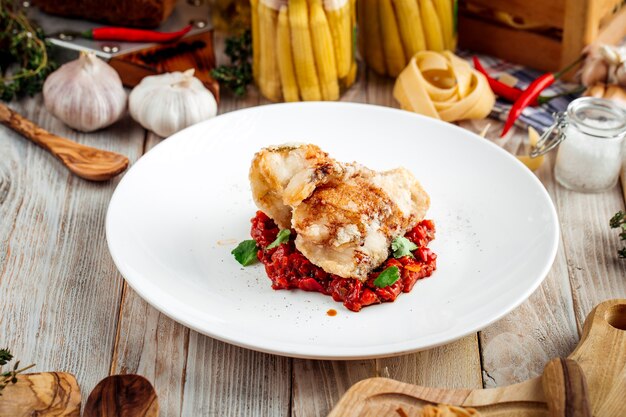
557, 184, 626, 331
1, 32, 625, 417
0, 96, 145, 397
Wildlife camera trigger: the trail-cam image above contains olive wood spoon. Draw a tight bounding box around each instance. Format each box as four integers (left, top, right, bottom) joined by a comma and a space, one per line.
0, 102, 129, 181
84, 374, 159, 417
542, 358, 592, 417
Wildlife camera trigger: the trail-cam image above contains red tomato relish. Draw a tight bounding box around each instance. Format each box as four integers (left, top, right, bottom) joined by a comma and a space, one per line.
250, 211, 437, 312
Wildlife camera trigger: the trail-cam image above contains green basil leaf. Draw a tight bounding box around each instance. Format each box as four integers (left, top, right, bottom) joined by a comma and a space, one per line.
231, 240, 259, 266
373, 266, 400, 288
266, 229, 291, 250
391, 236, 418, 258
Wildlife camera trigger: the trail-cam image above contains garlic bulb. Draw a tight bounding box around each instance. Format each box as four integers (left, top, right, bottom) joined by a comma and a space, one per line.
129, 69, 218, 137
43, 53, 126, 132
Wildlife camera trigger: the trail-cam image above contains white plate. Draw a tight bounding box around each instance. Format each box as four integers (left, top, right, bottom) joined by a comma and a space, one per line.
106, 102, 559, 359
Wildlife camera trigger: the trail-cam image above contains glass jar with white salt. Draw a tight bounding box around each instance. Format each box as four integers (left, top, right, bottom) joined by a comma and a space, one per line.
533, 97, 626, 193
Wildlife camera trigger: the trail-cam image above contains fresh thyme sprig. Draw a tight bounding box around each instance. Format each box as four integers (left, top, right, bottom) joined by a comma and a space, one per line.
0, 348, 35, 395
0, 0, 57, 101
210, 30, 253, 97
610, 211, 626, 258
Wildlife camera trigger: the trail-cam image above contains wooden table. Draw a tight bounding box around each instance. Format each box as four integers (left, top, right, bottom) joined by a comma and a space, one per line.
1, 36, 625, 416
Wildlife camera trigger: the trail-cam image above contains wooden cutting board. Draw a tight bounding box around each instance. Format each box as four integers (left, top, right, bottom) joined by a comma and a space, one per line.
328, 299, 626, 417
108, 30, 220, 102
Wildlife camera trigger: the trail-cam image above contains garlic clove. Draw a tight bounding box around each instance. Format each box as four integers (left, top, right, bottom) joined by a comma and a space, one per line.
129, 70, 218, 137
43, 53, 127, 132
584, 83, 606, 98
604, 84, 626, 109
580, 57, 608, 87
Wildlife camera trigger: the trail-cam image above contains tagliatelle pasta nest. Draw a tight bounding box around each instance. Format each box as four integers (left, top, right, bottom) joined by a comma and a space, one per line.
393, 51, 495, 122
396, 404, 482, 417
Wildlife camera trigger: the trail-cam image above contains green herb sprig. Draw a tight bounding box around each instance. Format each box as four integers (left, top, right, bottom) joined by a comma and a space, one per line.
610, 211, 626, 258
373, 266, 400, 288
211, 30, 252, 97
266, 229, 290, 250
391, 236, 418, 259
232, 240, 258, 266
0, 0, 57, 101
0, 348, 34, 395
232, 229, 292, 266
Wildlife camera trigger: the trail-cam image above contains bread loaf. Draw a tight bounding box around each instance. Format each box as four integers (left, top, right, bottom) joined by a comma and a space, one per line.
36, 0, 177, 28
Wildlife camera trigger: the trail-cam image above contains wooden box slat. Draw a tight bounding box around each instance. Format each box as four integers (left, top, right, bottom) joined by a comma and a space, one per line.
462, 0, 566, 29
458, 15, 563, 73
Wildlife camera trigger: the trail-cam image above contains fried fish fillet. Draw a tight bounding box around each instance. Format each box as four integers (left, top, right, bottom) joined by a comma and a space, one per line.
249, 144, 430, 280
292, 166, 429, 280
249, 144, 342, 229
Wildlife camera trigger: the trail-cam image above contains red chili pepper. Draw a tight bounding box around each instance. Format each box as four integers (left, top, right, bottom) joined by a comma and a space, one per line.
474, 57, 585, 109
500, 56, 583, 137
473, 57, 523, 102
500, 74, 554, 137
83, 25, 192, 43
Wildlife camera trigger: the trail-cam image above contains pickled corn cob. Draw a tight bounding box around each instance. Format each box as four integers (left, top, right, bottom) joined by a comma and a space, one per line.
433, 0, 454, 50
289, 0, 322, 100
324, 0, 352, 78
350, 0, 356, 28
258, 1, 281, 101
277, 6, 300, 101
419, 0, 445, 52
310, 0, 340, 100
361, 0, 386, 74
392, 0, 427, 58
251, 0, 260, 83
341, 60, 358, 88
379, 0, 406, 77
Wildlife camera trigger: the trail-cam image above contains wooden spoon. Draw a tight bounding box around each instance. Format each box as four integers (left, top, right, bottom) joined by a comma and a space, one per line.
84, 374, 159, 417
0, 102, 129, 181
542, 358, 592, 417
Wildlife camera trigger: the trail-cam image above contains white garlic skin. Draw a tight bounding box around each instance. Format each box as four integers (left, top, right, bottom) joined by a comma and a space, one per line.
43, 53, 126, 132
129, 69, 218, 137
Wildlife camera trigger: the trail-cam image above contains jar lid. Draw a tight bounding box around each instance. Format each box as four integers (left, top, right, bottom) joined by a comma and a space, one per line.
568, 97, 626, 138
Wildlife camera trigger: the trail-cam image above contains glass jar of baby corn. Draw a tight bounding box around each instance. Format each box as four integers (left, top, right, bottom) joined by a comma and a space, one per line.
250, 0, 357, 101
357, 0, 457, 77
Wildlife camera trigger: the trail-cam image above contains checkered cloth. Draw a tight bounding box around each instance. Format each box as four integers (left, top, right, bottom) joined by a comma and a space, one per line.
457, 51, 582, 133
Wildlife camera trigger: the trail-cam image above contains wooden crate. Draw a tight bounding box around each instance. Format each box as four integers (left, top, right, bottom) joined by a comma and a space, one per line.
458, 0, 626, 77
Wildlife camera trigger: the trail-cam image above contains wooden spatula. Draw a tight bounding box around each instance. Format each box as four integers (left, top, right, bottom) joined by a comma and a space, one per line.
0, 102, 129, 181
328, 299, 626, 417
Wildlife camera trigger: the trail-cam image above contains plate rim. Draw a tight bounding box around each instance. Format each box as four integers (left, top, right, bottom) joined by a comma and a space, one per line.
105, 101, 560, 359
